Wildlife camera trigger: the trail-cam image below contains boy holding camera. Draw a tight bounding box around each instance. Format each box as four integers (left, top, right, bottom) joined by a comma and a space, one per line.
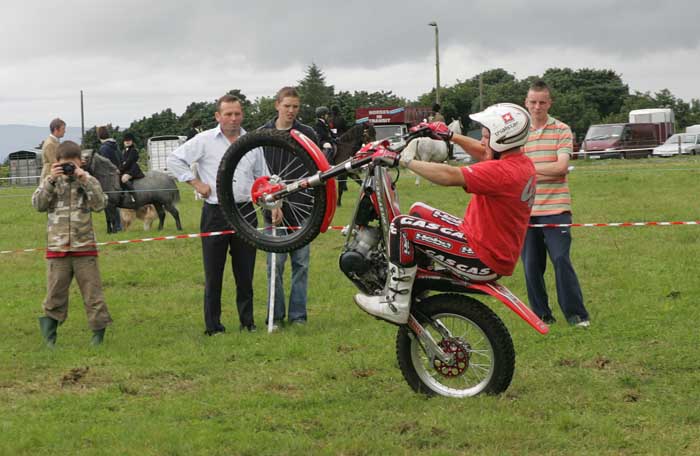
32, 141, 113, 347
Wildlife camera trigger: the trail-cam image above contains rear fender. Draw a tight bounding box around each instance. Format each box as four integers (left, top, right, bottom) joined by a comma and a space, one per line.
289, 129, 337, 233
467, 282, 549, 334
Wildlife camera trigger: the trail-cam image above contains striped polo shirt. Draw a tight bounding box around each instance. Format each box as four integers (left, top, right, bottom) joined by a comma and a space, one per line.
523, 116, 572, 216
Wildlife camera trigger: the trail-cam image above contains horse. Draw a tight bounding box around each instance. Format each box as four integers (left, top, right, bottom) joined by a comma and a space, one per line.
333, 122, 376, 206
402, 119, 463, 185
81, 149, 183, 232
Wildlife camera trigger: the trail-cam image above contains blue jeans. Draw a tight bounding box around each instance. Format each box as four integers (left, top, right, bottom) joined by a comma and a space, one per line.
266, 244, 310, 322
521, 213, 589, 323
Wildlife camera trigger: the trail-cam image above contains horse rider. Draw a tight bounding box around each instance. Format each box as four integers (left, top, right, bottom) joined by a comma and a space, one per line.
119, 132, 145, 205
330, 105, 348, 137
429, 103, 446, 123
314, 106, 335, 161
187, 119, 205, 141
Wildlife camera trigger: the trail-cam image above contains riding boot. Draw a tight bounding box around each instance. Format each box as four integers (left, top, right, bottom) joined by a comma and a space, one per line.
38, 316, 59, 348
91, 328, 106, 346
122, 180, 136, 206
354, 263, 417, 324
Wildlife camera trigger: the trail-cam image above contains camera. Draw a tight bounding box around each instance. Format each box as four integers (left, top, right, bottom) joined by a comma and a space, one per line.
61, 162, 76, 175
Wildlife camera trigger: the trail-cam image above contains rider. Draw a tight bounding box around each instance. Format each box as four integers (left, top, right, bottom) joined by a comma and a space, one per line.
314, 106, 334, 161
429, 103, 445, 123
119, 132, 145, 205
329, 105, 348, 137
354, 103, 536, 324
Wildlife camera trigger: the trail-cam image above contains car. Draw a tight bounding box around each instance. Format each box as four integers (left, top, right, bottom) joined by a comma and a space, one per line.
652, 133, 700, 157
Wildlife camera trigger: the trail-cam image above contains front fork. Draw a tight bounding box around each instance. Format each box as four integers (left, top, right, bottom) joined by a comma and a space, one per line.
405, 312, 454, 365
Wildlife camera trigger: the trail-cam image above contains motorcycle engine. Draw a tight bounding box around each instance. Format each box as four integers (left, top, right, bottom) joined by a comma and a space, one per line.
339, 226, 387, 295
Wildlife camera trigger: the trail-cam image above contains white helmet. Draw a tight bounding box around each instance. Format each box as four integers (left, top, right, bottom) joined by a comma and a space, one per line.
469, 103, 531, 153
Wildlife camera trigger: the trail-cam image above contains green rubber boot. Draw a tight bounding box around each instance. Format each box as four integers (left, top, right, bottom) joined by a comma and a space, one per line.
91, 328, 106, 346
38, 316, 58, 348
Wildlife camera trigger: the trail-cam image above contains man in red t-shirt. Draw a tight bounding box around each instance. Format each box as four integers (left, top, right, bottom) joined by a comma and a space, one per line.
354, 103, 536, 324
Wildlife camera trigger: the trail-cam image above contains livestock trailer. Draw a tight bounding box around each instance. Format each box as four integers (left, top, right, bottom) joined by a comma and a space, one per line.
629, 108, 675, 142
8, 149, 42, 186
147, 135, 186, 173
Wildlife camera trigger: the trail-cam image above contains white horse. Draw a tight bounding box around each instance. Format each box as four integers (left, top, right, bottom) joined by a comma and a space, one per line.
403, 119, 463, 185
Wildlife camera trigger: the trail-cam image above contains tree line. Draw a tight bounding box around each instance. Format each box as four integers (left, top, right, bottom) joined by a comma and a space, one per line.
417, 68, 700, 141
81, 64, 408, 154
81, 64, 700, 152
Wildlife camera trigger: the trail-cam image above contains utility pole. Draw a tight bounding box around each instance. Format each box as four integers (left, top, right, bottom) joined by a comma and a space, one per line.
80, 90, 85, 143
428, 22, 440, 105
479, 74, 484, 110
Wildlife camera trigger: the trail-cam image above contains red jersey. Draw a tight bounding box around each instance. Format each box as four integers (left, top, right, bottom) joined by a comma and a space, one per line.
459, 152, 536, 276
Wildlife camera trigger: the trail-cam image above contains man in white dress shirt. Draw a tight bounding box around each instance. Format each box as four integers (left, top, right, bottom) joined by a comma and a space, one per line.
168, 94, 268, 335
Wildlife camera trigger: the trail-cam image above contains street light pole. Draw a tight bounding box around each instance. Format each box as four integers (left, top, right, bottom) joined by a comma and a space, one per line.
80, 90, 85, 143
428, 21, 440, 105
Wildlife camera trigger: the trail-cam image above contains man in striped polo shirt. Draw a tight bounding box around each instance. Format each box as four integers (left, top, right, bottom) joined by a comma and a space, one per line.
521, 80, 590, 328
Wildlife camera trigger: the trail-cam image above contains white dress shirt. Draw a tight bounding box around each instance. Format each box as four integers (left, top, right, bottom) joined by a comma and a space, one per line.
167, 125, 268, 204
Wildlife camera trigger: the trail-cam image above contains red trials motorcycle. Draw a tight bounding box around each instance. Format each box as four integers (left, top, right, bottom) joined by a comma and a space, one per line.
216, 128, 548, 398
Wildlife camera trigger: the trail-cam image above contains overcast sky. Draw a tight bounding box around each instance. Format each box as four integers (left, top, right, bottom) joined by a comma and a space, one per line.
2, 0, 699, 128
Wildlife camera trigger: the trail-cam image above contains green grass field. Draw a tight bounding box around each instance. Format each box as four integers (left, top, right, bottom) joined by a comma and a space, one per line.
1, 157, 699, 455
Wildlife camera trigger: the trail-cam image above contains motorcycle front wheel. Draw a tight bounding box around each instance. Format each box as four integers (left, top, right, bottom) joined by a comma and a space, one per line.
396, 293, 515, 398
216, 129, 327, 253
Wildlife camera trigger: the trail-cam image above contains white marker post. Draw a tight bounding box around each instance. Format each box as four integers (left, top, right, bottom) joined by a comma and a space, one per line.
268, 226, 277, 334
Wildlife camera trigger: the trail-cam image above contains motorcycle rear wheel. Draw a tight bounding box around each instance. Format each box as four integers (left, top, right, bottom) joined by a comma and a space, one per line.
396, 293, 515, 398
216, 129, 327, 253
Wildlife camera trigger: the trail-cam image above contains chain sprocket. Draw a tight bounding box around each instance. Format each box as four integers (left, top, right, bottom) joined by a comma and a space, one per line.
433, 338, 471, 377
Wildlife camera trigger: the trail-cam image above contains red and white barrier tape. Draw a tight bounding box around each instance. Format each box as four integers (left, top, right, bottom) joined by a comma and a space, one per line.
2, 221, 699, 256
0, 230, 236, 255
529, 221, 699, 228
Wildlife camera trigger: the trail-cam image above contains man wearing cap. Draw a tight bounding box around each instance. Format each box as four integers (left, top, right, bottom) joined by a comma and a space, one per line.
314, 106, 334, 161
354, 103, 536, 324
429, 103, 445, 123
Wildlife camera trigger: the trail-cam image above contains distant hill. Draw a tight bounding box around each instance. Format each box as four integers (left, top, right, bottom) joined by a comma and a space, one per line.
0, 125, 83, 163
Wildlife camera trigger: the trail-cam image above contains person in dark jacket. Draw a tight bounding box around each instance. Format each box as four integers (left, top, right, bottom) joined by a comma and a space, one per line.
330, 105, 348, 137
259, 86, 319, 328
119, 132, 145, 204
97, 126, 123, 169
314, 106, 334, 161
186, 119, 205, 140
97, 126, 123, 231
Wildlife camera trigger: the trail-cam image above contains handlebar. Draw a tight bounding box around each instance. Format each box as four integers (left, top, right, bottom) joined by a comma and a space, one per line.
392, 126, 436, 152
258, 127, 439, 205
349, 126, 437, 167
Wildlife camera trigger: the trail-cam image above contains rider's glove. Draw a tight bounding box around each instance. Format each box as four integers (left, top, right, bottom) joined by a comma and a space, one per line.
371, 149, 399, 168
424, 121, 453, 141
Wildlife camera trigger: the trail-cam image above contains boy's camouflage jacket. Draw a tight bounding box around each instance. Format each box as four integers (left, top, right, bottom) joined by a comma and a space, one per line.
32, 174, 107, 252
